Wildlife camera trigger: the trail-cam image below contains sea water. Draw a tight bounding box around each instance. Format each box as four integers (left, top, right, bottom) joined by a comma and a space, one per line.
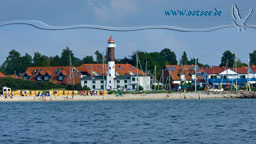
0, 99, 256, 143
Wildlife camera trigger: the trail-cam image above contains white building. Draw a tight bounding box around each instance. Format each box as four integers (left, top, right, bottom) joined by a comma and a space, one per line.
78, 36, 151, 91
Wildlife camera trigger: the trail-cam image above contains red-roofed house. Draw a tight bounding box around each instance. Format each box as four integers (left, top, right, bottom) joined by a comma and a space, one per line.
164, 65, 205, 88
78, 63, 151, 90
22, 66, 81, 85
78, 36, 151, 91
202, 66, 256, 88
0, 72, 6, 78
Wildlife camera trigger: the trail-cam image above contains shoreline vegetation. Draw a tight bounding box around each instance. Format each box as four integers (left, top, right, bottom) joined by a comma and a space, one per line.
1, 91, 256, 102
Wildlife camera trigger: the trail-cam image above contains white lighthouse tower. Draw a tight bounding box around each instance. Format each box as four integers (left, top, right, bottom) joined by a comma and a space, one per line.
106, 36, 116, 90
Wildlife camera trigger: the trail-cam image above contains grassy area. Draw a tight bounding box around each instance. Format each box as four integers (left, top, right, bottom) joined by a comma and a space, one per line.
0, 77, 65, 91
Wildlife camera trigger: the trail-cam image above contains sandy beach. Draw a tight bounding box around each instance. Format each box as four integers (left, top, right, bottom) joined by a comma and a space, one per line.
0, 92, 248, 102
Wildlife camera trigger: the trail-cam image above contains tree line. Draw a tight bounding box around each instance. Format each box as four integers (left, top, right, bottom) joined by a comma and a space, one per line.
0, 47, 105, 75
1, 47, 256, 77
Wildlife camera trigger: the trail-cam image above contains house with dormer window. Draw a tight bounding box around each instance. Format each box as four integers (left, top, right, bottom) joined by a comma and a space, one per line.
22, 66, 81, 85
164, 65, 205, 88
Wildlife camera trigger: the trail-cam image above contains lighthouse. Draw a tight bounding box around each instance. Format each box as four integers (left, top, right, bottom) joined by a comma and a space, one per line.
106, 36, 116, 90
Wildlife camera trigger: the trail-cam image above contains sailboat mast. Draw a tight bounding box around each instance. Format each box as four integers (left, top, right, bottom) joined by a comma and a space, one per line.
235, 54, 238, 91
248, 58, 251, 91
226, 60, 229, 89
195, 57, 197, 92
103, 51, 105, 90
154, 65, 156, 91
69, 51, 74, 85
136, 52, 139, 91
145, 60, 147, 76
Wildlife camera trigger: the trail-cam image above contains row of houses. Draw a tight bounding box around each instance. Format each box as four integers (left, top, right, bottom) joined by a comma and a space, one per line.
12, 64, 255, 91
1, 36, 255, 91
2, 63, 256, 91
164, 65, 256, 89
19, 63, 150, 91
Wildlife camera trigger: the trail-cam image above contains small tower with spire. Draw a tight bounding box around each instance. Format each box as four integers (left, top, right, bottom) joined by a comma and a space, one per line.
106, 36, 116, 90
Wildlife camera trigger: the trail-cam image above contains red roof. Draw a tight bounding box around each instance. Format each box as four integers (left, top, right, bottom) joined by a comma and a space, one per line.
204, 66, 225, 74
23, 66, 81, 85
250, 65, 256, 73
165, 65, 203, 81
204, 66, 248, 74
230, 67, 248, 74
77, 64, 146, 76
0, 72, 6, 78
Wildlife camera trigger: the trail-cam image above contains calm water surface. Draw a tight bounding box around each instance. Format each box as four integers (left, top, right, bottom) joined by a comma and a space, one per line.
0, 99, 256, 143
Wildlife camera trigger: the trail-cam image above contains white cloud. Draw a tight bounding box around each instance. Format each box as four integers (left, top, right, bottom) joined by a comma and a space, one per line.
90, 0, 138, 21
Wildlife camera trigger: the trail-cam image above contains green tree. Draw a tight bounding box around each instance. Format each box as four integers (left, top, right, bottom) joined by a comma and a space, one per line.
249, 50, 256, 65
130, 51, 165, 78
49, 55, 61, 66
94, 50, 103, 63
33, 52, 50, 66
82, 56, 94, 64
60, 47, 81, 66
20, 53, 33, 72
117, 57, 132, 64
1, 50, 33, 75
160, 48, 177, 65
220, 50, 235, 67
180, 51, 188, 65
1, 50, 22, 74
236, 59, 247, 67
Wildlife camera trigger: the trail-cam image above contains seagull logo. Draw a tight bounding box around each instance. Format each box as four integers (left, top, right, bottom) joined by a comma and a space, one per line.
232, 4, 253, 32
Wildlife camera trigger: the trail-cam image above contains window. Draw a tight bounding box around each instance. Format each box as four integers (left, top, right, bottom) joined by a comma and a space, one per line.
125, 85, 127, 88
129, 66, 135, 69
59, 76, 64, 81
88, 66, 91, 69
109, 80, 111, 83
109, 74, 111, 77
119, 66, 124, 69
109, 67, 111, 70
101, 85, 104, 89
98, 66, 102, 68
240, 75, 246, 79
132, 78, 135, 81
117, 85, 120, 88
101, 80, 104, 83
93, 81, 95, 84
44, 76, 49, 81
124, 80, 127, 83
93, 85, 95, 89
117, 80, 120, 83
84, 81, 87, 84
24, 76, 30, 80
37, 76, 42, 81
167, 67, 176, 72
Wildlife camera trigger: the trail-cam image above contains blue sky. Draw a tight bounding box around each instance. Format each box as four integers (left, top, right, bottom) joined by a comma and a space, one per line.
0, 0, 255, 66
